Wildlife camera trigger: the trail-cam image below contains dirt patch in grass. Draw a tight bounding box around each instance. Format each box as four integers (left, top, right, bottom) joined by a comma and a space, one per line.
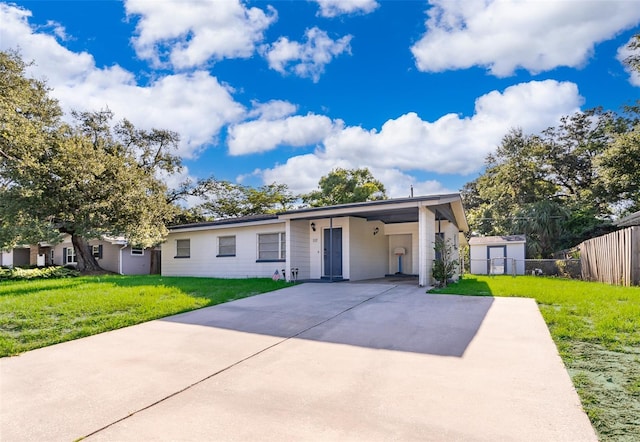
567, 342, 640, 441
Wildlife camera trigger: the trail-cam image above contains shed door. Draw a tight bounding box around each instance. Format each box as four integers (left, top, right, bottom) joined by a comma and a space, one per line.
488, 246, 507, 275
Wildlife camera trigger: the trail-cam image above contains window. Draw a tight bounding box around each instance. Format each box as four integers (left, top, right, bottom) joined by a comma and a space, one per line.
50, 249, 55, 264
66, 247, 77, 264
257, 232, 285, 261
131, 247, 144, 256
176, 239, 190, 258
92, 245, 103, 259
217, 236, 236, 257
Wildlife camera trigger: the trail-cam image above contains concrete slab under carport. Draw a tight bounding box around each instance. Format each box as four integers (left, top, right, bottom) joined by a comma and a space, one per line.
0, 283, 596, 441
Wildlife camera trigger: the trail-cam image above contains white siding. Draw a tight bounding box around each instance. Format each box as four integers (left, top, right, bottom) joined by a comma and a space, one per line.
348, 218, 387, 281
385, 223, 418, 275
162, 222, 287, 278
1, 251, 12, 267
287, 220, 310, 281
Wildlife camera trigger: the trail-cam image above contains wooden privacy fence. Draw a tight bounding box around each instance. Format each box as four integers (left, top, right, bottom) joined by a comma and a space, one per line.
580, 226, 640, 286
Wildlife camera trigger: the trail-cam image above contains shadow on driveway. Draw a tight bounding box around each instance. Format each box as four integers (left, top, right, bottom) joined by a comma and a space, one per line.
162, 283, 494, 357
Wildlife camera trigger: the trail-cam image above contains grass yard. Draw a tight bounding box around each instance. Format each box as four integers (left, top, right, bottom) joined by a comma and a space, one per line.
430, 275, 640, 441
0, 275, 288, 358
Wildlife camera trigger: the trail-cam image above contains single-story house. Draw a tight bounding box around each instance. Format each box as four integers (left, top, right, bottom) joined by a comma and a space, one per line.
1, 244, 52, 267
49, 235, 156, 275
162, 193, 469, 286
469, 235, 526, 275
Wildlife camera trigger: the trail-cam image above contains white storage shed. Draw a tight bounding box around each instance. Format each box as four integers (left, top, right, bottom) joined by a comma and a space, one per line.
469, 235, 526, 275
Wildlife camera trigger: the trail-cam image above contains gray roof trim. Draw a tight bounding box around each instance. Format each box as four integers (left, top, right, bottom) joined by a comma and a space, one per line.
469, 235, 526, 245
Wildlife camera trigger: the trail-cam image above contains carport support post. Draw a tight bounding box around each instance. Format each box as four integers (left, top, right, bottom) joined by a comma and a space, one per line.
329, 217, 334, 281
418, 205, 435, 287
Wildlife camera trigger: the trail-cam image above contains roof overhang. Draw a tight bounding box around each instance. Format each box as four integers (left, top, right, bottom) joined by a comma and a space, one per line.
280, 194, 469, 232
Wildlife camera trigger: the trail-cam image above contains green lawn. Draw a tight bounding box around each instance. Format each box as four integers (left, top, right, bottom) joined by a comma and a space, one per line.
430, 275, 640, 441
0, 275, 288, 357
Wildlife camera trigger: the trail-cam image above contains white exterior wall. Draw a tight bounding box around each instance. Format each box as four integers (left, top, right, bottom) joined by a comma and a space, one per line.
348, 218, 387, 281
162, 221, 287, 278
441, 220, 462, 280
286, 220, 310, 281
418, 207, 436, 286
384, 223, 418, 275
1, 251, 12, 267
507, 243, 526, 275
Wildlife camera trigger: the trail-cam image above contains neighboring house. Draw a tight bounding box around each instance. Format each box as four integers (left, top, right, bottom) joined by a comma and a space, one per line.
469, 235, 526, 275
162, 194, 469, 286
0, 244, 53, 267
50, 235, 155, 275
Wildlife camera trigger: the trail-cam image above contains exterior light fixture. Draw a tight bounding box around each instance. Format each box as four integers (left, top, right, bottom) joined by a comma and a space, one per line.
311, 222, 316, 231
373, 227, 380, 235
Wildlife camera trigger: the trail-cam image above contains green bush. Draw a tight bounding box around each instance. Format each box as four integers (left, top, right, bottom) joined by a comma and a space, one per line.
0, 266, 80, 282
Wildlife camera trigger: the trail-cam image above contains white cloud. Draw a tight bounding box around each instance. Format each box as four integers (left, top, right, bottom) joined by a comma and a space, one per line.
125, 0, 276, 69
411, 0, 640, 77
314, 0, 379, 18
0, 3, 245, 158
246, 100, 298, 120
262, 27, 352, 82
255, 80, 583, 196
617, 36, 640, 86
228, 113, 340, 155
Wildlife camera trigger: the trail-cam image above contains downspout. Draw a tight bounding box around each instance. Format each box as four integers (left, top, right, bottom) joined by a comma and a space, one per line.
118, 244, 127, 275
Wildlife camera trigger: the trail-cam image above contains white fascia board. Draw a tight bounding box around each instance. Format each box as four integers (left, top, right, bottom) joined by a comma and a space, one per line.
169, 218, 285, 233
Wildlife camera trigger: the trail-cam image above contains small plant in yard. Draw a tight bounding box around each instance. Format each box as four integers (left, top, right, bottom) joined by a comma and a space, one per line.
432, 236, 458, 287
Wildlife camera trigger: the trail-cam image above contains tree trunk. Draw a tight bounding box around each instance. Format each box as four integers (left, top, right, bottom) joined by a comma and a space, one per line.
71, 233, 102, 272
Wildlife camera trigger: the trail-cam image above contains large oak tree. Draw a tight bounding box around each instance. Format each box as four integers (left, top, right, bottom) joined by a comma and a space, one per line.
0, 50, 186, 271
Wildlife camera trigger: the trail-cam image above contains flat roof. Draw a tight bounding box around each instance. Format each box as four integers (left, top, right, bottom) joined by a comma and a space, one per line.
469, 235, 526, 245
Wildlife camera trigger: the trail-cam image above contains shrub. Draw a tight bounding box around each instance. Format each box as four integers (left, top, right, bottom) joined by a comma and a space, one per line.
0, 266, 80, 282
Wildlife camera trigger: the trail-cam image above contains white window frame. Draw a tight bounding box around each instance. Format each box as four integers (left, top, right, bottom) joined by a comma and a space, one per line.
217, 236, 236, 257
66, 247, 77, 264
176, 239, 190, 258
257, 232, 286, 261
130, 247, 144, 256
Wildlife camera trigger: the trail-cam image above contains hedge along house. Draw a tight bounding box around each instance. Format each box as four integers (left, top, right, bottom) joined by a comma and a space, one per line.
468, 235, 526, 275
162, 194, 469, 286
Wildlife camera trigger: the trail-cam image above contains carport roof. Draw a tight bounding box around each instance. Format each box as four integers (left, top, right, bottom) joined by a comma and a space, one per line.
280, 193, 468, 231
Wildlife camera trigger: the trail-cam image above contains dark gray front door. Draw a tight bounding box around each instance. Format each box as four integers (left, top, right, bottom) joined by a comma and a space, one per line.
323, 228, 342, 277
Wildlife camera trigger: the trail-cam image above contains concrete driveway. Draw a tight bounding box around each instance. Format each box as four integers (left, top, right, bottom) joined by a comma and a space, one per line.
1, 282, 596, 441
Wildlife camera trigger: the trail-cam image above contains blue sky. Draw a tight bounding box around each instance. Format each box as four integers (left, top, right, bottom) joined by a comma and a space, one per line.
2, 0, 639, 199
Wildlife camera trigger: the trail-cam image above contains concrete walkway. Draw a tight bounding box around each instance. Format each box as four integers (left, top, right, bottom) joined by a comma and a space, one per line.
1, 283, 596, 441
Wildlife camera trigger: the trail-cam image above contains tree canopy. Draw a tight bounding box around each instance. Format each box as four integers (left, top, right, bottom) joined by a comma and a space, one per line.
0, 50, 191, 271
302, 167, 387, 207
462, 107, 637, 258
199, 181, 297, 219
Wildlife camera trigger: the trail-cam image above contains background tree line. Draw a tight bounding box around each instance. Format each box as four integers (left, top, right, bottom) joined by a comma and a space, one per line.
2, 34, 638, 270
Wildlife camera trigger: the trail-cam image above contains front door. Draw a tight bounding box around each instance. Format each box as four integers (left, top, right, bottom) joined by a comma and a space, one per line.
323, 228, 343, 278
488, 246, 507, 274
